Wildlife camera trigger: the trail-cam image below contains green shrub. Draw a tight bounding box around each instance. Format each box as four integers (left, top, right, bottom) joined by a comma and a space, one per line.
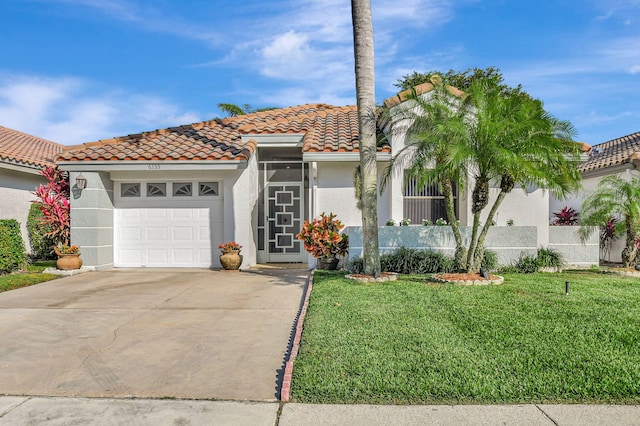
510, 253, 540, 274
27, 204, 55, 260
0, 219, 27, 273
348, 257, 364, 274
349, 248, 458, 275
536, 247, 564, 268
481, 249, 499, 271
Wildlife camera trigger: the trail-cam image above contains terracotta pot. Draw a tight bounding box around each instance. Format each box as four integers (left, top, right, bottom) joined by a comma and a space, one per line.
57, 254, 83, 270
220, 250, 242, 270
317, 257, 339, 270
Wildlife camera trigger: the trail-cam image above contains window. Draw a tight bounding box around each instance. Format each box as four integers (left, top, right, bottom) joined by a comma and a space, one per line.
147, 183, 166, 197
199, 182, 219, 196
121, 183, 140, 197
403, 175, 457, 223
172, 182, 192, 196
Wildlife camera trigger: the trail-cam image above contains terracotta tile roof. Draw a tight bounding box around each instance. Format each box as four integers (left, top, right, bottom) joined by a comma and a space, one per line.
0, 126, 64, 169
58, 104, 391, 163
579, 131, 640, 173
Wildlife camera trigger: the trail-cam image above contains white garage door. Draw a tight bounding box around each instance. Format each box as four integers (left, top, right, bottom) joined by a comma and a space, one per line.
114, 208, 214, 267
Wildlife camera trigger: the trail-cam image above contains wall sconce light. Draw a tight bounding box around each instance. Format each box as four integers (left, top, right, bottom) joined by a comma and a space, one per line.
76, 173, 87, 190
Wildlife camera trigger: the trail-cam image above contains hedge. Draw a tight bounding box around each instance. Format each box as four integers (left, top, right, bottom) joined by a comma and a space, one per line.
27, 203, 55, 260
0, 219, 27, 273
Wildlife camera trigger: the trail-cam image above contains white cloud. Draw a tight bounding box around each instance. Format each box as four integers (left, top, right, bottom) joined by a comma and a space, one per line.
0, 74, 201, 145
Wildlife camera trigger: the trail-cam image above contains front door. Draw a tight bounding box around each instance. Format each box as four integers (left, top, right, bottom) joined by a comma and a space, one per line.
266, 182, 305, 262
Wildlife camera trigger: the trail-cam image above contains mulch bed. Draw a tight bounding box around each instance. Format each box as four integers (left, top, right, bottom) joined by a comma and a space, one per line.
432, 272, 504, 285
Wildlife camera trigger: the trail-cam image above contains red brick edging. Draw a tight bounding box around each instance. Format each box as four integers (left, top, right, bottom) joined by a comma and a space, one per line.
280, 270, 314, 402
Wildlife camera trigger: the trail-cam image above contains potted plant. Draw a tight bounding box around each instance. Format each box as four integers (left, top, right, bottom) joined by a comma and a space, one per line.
218, 241, 243, 270
54, 244, 82, 270
296, 212, 349, 270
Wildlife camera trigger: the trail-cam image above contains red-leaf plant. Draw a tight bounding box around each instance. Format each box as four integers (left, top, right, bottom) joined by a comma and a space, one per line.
296, 212, 349, 259
552, 206, 579, 226
32, 166, 71, 248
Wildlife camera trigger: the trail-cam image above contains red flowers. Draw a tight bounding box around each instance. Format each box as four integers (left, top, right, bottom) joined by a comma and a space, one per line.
218, 241, 242, 252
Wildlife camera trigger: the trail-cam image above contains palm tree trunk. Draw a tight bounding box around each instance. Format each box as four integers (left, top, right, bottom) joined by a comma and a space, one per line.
441, 178, 466, 269
351, 0, 380, 277
466, 177, 489, 271
471, 189, 508, 271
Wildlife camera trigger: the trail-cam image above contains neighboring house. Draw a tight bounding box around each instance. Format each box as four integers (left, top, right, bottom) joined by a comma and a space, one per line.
0, 126, 64, 253
57, 89, 597, 270
550, 130, 640, 263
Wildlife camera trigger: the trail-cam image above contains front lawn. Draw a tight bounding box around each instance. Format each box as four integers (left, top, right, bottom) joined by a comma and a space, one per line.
291, 271, 640, 404
0, 260, 59, 293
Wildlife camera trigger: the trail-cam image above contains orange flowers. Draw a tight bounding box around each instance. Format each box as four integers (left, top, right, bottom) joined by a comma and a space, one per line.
296, 213, 349, 259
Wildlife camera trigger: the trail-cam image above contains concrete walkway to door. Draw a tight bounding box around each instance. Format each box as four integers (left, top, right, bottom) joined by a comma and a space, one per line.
0, 266, 308, 401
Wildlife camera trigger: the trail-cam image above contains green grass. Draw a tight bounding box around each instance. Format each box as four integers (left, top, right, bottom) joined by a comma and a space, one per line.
291, 271, 640, 404
0, 260, 59, 293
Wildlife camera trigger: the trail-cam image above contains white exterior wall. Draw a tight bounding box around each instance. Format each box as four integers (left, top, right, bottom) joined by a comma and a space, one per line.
480, 186, 551, 247
231, 155, 259, 268
550, 168, 640, 263
0, 167, 46, 253
314, 161, 390, 227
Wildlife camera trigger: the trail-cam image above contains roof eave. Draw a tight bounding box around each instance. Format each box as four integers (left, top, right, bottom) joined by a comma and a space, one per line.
57, 159, 249, 172
303, 152, 392, 162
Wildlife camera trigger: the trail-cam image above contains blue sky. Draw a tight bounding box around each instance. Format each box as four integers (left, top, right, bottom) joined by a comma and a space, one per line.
1, 0, 639, 146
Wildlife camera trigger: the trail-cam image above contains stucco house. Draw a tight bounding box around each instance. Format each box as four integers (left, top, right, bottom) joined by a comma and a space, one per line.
0, 126, 64, 252
58, 89, 600, 270
550, 130, 640, 263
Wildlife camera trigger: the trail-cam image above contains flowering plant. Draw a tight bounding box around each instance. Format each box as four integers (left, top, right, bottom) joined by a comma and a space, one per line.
296, 212, 349, 259
218, 241, 242, 252
54, 244, 80, 255
32, 166, 71, 248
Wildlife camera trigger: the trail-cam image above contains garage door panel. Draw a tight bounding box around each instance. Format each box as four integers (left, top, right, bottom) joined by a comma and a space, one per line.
115, 207, 215, 268
119, 227, 143, 243
146, 249, 170, 266
147, 227, 168, 242
172, 226, 194, 241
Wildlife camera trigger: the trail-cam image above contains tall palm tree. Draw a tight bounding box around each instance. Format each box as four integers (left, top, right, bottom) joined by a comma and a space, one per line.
580, 175, 640, 267
351, 0, 380, 277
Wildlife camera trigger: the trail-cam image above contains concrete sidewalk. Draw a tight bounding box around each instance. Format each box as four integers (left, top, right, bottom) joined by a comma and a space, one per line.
0, 397, 638, 425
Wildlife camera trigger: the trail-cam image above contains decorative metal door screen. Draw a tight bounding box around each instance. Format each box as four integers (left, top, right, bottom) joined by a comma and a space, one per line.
266, 183, 304, 262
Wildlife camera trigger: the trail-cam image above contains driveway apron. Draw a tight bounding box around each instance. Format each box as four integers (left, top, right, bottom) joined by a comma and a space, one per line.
0, 267, 308, 401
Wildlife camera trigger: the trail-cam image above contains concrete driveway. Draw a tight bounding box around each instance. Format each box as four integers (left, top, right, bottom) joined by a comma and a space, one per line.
0, 267, 308, 401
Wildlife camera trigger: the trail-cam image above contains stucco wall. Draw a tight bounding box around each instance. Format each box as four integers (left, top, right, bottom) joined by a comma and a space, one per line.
314, 161, 390, 227
69, 171, 114, 269
346, 225, 599, 267
0, 167, 46, 253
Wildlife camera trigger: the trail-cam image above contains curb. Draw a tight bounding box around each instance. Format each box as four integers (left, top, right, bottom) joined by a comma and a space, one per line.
280, 270, 314, 402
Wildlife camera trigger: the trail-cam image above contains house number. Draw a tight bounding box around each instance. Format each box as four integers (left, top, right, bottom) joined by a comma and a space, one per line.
148, 164, 160, 170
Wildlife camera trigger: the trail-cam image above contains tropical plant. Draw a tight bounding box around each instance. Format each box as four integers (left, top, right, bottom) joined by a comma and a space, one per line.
351, 0, 380, 277
385, 219, 396, 226
536, 247, 565, 269
32, 166, 71, 248
297, 212, 349, 260
580, 175, 640, 267
552, 206, 579, 225
383, 72, 581, 273
600, 217, 619, 262
218, 241, 242, 252
399, 218, 411, 226
54, 244, 80, 255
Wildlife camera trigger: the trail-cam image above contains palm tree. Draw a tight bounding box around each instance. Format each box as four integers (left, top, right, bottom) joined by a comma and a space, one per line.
351, 0, 380, 277
463, 78, 581, 271
384, 76, 581, 273
382, 76, 472, 268
580, 175, 640, 267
